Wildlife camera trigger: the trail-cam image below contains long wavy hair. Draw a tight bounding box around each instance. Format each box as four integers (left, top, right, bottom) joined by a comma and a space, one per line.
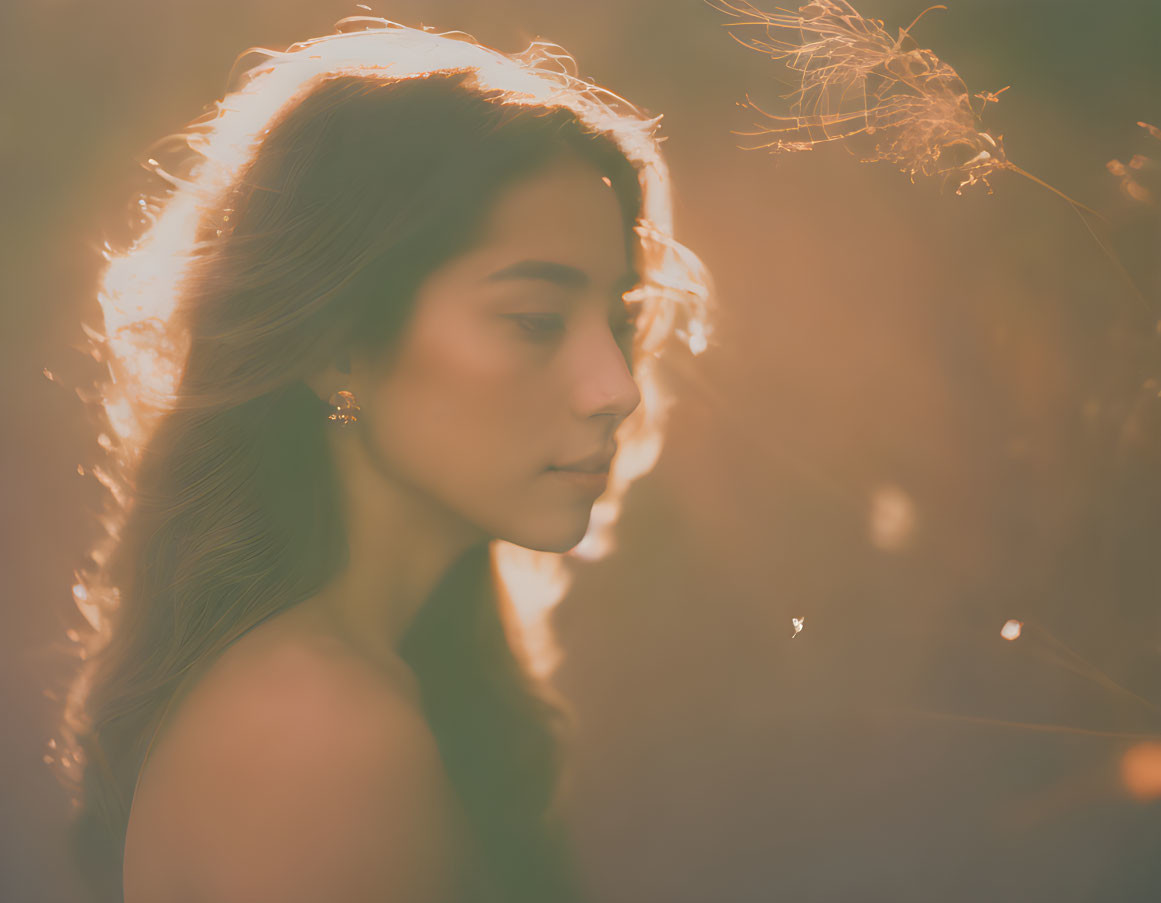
50, 18, 714, 903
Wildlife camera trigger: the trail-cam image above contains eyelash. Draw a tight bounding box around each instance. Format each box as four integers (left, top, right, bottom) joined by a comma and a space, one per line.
506, 309, 641, 343
507, 314, 565, 340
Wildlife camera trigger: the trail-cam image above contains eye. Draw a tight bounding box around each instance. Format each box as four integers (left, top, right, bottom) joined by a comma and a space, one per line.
504, 313, 565, 341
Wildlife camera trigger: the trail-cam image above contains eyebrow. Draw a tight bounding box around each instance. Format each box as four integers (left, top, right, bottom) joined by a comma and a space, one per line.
484, 259, 640, 297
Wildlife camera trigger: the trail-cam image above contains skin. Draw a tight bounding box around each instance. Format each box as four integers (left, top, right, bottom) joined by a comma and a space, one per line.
299, 149, 643, 671
122, 151, 644, 902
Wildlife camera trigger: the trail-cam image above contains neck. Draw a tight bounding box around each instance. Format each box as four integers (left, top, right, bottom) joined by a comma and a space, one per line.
305, 426, 490, 669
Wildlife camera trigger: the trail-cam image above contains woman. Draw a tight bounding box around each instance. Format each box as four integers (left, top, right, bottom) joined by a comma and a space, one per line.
52, 17, 713, 903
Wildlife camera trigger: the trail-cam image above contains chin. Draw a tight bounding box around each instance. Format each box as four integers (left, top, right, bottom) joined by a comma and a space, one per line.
503, 510, 592, 554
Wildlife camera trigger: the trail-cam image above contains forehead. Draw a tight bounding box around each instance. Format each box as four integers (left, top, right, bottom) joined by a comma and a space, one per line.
448, 154, 632, 283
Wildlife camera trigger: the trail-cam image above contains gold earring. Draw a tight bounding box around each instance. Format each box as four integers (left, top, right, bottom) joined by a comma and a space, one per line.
326, 389, 361, 426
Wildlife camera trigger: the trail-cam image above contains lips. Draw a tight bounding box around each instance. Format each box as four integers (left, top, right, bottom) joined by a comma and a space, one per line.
549, 467, 609, 495
551, 445, 617, 473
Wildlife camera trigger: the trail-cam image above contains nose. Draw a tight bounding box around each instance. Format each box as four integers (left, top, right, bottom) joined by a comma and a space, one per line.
569, 318, 642, 422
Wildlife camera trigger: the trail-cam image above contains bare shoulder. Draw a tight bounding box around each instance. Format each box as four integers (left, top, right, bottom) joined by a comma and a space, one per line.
123, 613, 473, 903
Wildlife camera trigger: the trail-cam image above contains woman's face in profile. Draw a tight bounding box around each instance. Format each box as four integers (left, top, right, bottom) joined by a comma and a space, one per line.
355, 151, 642, 552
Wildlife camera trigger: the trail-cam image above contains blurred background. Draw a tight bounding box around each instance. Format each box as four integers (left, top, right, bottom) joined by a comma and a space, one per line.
3, 0, 1160, 900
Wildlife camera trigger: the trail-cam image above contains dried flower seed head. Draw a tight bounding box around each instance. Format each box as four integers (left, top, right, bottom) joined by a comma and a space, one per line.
710, 0, 1101, 216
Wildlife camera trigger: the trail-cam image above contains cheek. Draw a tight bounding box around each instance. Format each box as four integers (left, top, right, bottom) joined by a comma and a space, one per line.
366, 318, 555, 491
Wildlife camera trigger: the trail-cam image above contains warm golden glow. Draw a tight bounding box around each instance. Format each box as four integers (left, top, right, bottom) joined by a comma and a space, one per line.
71, 17, 716, 682
868, 484, 917, 552
1107, 121, 1159, 205
1120, 742, 1161, 801
1001, 619, 1023, 641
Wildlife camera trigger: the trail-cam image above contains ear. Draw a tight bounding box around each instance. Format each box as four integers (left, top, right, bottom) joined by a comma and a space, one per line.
306, 351, 353, 405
